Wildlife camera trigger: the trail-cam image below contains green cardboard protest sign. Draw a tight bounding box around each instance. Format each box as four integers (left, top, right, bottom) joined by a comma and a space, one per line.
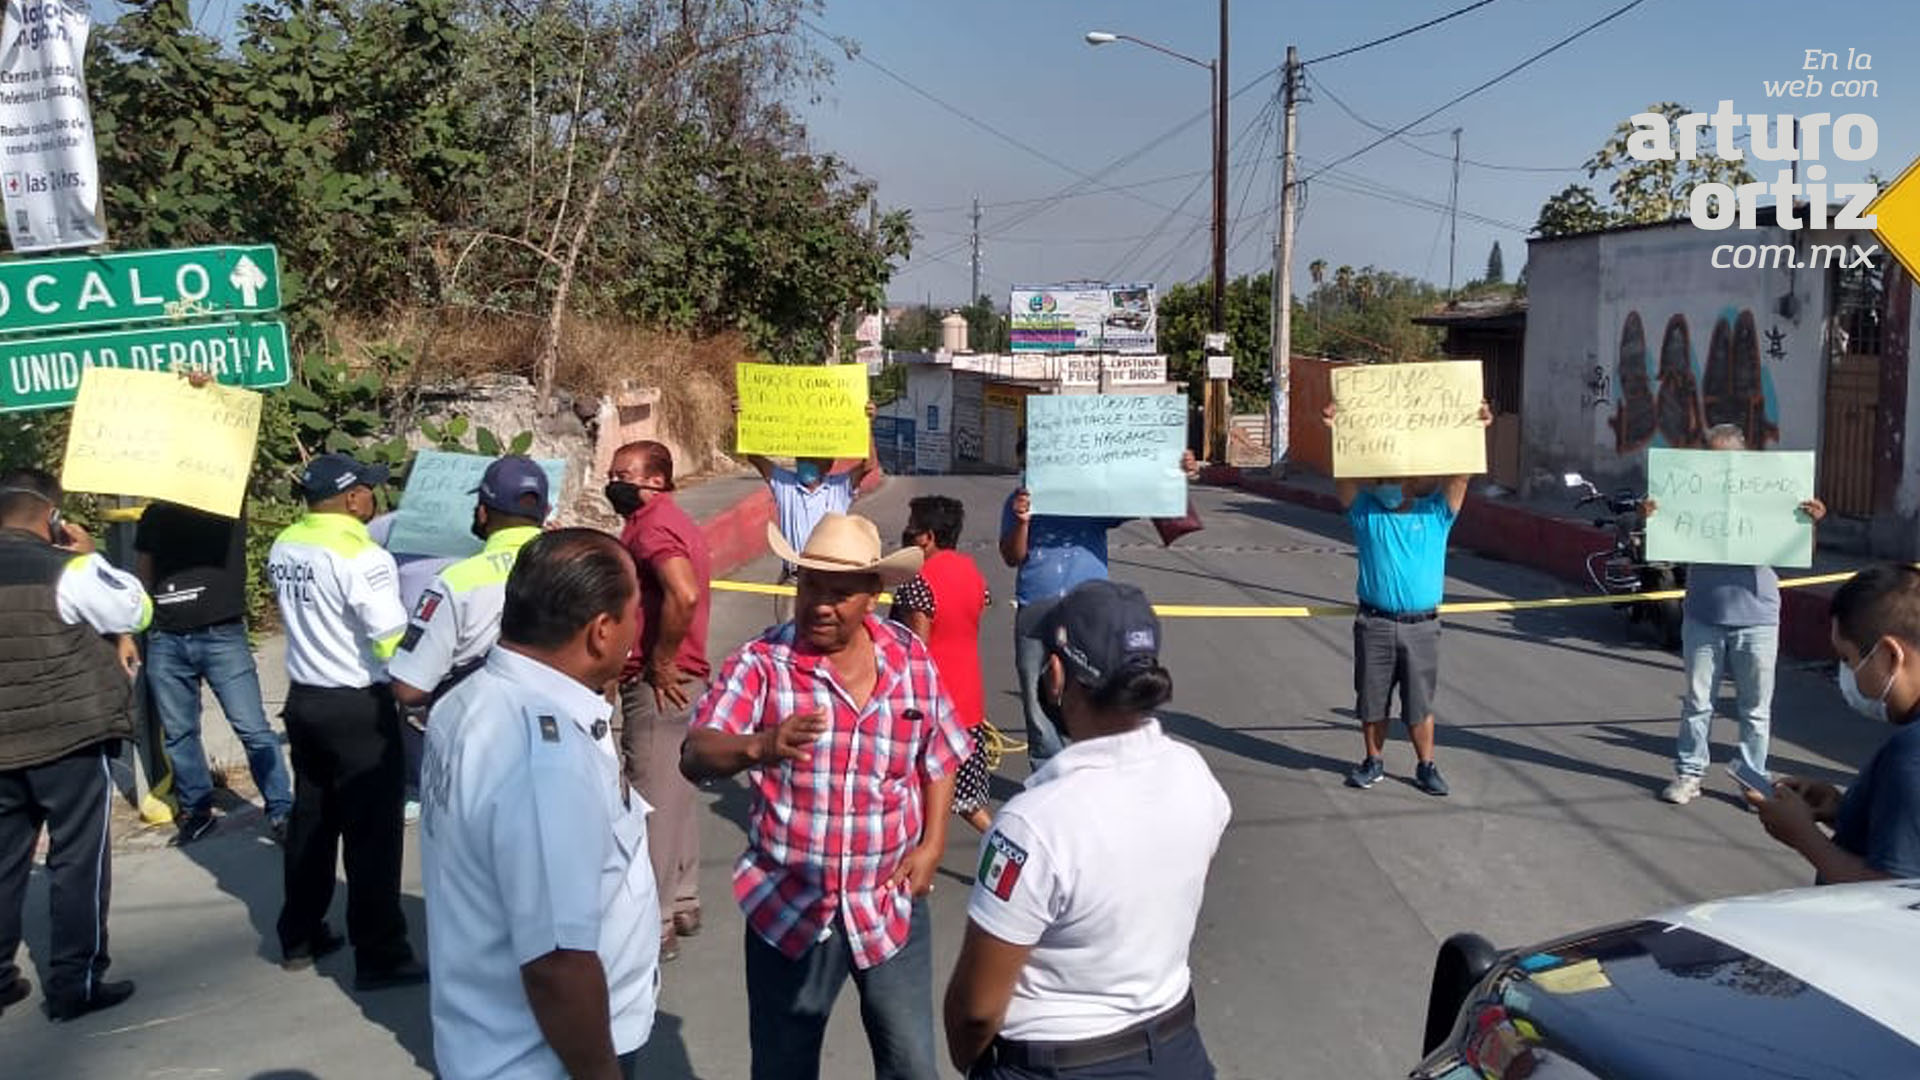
1643, 448, 1816, 568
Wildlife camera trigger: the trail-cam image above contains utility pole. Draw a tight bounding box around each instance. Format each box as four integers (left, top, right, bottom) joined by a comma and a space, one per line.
1206, 0, 1230, 463
969, 196, 982, 305
1267, 45, 1299, 473
1447, 128, 1462, 296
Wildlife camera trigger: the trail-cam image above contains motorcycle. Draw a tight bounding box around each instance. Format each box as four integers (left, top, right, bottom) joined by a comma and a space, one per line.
1563, 472, 1686, 649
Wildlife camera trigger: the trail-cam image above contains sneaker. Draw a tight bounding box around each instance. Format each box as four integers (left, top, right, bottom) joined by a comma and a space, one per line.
172, 810, 217, 847
0, 976, 29, 1015
403, 800, 421, 826
1415, 761, 1451, 797
47, 979, 135, 1022
1345, 756, 1385, 789
354, 958, 428, 992
1660, 775, 1702, 805
282, 924, 347, 972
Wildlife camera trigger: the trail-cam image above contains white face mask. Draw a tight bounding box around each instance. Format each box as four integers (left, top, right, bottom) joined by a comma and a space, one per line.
1837, 642, 1896, 724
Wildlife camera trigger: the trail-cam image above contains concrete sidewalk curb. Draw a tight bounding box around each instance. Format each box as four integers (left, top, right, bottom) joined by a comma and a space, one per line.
1200, 466, 1837, 661
697, 470, 888, 578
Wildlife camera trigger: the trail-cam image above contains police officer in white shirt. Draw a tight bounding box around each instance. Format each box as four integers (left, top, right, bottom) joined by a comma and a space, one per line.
945, 580, 1231, 1079
267, 453, 424, 990
422, 528, 659, 1080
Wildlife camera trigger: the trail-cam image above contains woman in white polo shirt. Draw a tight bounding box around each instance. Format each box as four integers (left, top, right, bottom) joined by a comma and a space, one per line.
944, 579, 1232, 1079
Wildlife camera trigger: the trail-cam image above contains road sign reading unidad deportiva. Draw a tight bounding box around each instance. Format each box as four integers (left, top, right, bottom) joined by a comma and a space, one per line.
0, 244, 281, 335
0, 319, 291, 412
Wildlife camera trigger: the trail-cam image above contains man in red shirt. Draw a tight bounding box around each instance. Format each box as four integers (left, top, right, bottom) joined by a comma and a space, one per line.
684, 513, 970, 1080
892, 495, 993, 834
605, 440, 713, 962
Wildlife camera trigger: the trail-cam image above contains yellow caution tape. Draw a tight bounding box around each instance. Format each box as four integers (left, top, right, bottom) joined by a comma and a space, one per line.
714, 571, 1856, 618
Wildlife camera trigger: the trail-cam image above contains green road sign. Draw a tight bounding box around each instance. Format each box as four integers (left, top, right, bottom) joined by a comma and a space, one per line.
0, 320, 291, 412
0, 245, 281, 336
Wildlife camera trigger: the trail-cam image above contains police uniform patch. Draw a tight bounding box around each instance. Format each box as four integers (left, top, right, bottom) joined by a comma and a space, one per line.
414, 589, 444, 622
97, 565, 127, 590
398, 623, 425, 652
590, 719, 609, 740
539, 715, 560, 742
978, 831, 1028, 901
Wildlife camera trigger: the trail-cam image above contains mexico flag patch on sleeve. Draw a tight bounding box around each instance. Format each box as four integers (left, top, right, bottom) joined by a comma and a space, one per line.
978, 830, 1028, 901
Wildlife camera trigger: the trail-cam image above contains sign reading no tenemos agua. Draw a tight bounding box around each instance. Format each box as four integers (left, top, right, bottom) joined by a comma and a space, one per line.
385, 449, 569, 559
1643, 448, 1816, 568
1025, 393, 1187, 518
1330, 360, 1486, 479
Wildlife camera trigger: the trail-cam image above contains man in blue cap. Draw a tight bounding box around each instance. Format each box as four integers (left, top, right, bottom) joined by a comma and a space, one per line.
267, 452, 424, 990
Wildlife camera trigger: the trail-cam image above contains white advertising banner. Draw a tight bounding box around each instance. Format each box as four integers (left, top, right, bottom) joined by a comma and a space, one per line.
1058, 354, 1168, 387
0, 0, 105, 253
1010, 282, 1156, 354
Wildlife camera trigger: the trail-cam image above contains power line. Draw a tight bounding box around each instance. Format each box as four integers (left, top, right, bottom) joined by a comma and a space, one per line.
1302, 0, 1652, 183
801, 20, 1185, 217
1308, 72, 1585, 173
1302, 0, 1504, 66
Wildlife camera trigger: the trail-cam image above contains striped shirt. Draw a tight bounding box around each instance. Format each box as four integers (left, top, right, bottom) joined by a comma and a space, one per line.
694, 616, 969, 968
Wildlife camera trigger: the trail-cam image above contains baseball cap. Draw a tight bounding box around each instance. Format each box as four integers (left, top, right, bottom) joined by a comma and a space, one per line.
299, 453, 389, 501
472, 455, 551, 519
1042, 579, 1162, 691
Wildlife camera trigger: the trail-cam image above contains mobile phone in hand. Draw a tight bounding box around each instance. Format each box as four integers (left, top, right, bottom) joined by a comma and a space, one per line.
1726, 761, 1774, 796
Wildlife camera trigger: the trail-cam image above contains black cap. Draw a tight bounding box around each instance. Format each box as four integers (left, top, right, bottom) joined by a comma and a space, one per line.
472, 455, 551, 519
299, 453, 389, 502
1042, 579, 1162, 691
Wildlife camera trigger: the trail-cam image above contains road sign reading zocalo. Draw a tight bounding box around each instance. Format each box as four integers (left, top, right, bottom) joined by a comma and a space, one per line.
0, 320, 291, 412
0, 245, 281, 336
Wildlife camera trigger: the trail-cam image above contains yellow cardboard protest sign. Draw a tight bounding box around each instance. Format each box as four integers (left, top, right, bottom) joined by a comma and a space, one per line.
735, 362, 869, 459
61, 367, 262, 518
1330, 359, 1486, 478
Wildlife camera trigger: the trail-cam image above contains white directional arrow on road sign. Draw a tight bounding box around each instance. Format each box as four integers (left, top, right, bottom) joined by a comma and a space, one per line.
230, 256, 269, 307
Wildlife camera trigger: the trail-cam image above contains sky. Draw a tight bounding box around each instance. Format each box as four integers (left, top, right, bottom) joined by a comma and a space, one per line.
795, 0, 1919, 305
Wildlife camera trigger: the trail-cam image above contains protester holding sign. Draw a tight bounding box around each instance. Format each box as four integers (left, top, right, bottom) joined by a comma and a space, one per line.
1643, 425, 1827, 807
136, 499, 292, 847
1324, 399, 1493, 796
266, 453, 424, 990
999, 434, 1199, 765
0, 467, 149, 1022
738, 395, 881, 621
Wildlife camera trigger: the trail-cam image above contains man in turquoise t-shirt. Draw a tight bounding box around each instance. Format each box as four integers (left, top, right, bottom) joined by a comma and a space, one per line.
1326, 400, 1491, 796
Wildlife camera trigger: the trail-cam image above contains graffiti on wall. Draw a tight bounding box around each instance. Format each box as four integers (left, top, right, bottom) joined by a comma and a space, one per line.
1610, 308, 1779, 454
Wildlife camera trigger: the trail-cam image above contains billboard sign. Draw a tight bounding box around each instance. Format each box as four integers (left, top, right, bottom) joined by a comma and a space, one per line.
1010, 282, 1156, 354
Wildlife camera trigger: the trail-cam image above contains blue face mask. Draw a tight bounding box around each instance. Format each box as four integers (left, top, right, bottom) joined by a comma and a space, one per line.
795, 462, 823, 487
1372, 484, 1403, 510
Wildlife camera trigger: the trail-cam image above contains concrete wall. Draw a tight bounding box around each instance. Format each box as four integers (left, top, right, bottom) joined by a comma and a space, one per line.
1523, 223, 1828, 493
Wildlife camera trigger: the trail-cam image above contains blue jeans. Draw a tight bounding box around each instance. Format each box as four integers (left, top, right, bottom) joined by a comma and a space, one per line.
1014, 601, 1066, 763
148, 622, 293, 819
744, 898, 938, 1080
1676, 617, 1777, 779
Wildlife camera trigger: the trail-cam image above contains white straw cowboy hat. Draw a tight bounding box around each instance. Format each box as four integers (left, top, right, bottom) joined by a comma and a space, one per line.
766, 513, 923, 587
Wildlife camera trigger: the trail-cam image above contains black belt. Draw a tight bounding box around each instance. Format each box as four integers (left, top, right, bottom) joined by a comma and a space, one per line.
1359, 604, 1437, 623
986, 992, 1196, 1071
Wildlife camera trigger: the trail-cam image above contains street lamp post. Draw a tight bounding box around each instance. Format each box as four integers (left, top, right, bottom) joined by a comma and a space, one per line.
1087, 6, 1230, 461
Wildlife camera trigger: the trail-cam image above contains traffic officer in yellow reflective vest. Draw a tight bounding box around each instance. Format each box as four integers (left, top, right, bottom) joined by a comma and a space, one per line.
390, 456, 551, 721
267, 452, 426, 991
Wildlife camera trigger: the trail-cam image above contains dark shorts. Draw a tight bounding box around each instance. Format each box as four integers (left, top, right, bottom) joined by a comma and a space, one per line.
1353, 610, 1441, 726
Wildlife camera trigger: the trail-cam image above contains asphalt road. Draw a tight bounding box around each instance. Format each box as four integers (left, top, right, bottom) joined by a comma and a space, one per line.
4, 475, 1885, 1079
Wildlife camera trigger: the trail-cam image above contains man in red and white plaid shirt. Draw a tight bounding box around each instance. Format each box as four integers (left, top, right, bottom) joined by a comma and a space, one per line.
684, 513, 970, 1080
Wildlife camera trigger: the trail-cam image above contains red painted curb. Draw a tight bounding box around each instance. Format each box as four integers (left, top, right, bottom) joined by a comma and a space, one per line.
700, 470, 889, 579
1204, 467, 1835, 661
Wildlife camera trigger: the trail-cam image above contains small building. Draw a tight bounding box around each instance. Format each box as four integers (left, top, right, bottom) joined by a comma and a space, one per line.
1413, 296, 1528, 490
1521, 208, 1918, 555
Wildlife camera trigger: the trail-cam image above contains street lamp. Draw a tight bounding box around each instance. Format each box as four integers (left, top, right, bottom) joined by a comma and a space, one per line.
1086, 10, 1230, 461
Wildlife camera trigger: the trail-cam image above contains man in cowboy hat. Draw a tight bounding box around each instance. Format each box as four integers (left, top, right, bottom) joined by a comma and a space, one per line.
684, 512, 972, 1080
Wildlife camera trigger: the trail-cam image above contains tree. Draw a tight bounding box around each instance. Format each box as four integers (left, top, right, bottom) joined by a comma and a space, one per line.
1484, 241, 1504, 284
1535, 102, 1755, 237
961, 295, 1009, 353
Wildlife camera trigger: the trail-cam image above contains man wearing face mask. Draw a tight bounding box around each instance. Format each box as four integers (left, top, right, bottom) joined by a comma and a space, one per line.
267, 453, 425, 989
1746, 563, 1920, 882
390, 455, 551, 721
742, 399, 881, 622
1324, 400, 1493, 796
605, 440, 712, 963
